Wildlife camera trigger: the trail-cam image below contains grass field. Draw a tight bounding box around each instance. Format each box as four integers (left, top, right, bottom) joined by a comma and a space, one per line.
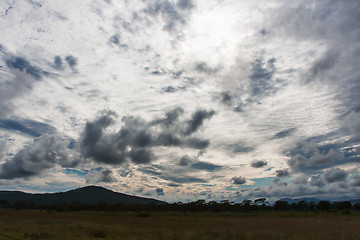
0, 210, 359, 240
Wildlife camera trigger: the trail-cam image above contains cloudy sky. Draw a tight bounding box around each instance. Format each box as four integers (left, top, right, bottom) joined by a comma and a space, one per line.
0, 0, 359, 202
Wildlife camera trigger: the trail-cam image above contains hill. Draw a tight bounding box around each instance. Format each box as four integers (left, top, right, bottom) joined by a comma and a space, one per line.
279, 198, 322, 204
350, 199, 360, 205
0, 186, 166, 205
280, 198, 360, 204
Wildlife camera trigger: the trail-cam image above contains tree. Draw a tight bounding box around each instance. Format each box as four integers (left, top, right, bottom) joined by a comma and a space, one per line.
333, 201, 351, 210
308, 201, 316, 211
353, 203, 360, 210
254, 198, 266, 205
274, 200, 290, 211
14, 200, 27, 210
254, 198, 269, 211
0, 200, 10, 208
316, 201, 332, 211
294, 200, 308, 211
241, 199, 253, 211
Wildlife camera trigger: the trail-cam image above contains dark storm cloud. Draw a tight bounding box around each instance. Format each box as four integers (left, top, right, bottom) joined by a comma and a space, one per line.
273, 178, 288, 187
351, 175, 360, 187
0, 139, 6, 156
183, 109, 215, 136
323, 168, 348, 183
151, 107, 184, 127
63, 168, 88, 176
118, 168, 134, 178
109, 34, 128, 48
226, 143, 255, 154
184, 138, 209, 149
138, 164, 207, 184
161, 85, 186, 93
340, 145, 360, 162
6, 56, 44, 80
64, 55, 77, 69
168, 183, 181, 187
129, 149, 154, 164
53, 56, 63, 69
139, 166, 162, 176
109, 34, 120, 45
85, 167, 116, 184
170, 69, 183, 78
156, 133, 182, 146
220, 92, 232, 106
176, 0, 194, 10
177, 155, 222, 172
163, 175, 206, 183
0, 134, 79, 179
276, 169, 290, 178
191, 161, 222, 172
0, 71, 31, 116
305, 51, 338, 83
0, 118, 56, 137
2, 1, 14, 16
143, 0, 194, 33
286, 138, 347, 173
268, 0, 360, 45
288, 150, 343, 172
310, 174, 325, 187
195, 62, 219, 74
244, 171, 358, 201
80, 108, 214, 165
268, 0, 360, 113
228, 56, 282, 112
151, 69, 166, 75
0, 49, 55, 116
81, 110, 117, 154
234, 104, 245, 113
162, 86, 176, 93
80, 110, 129, 165
260, 28, 267, 36
152, 108, 213, 147
178, 155, 193, 166
156, 188, 164, 195
273, 128, 296, 139
343, 111, 360, 140
249, 57, 276, 97
232, 176, 246, 185
27, 0, 42, 8
251, 160, 267, 168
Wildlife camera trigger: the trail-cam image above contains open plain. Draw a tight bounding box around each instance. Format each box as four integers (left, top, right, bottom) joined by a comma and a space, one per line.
0, 210, 359, 240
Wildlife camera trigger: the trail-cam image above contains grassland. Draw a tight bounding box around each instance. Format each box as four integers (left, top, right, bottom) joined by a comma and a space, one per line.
0, 210, 359, 240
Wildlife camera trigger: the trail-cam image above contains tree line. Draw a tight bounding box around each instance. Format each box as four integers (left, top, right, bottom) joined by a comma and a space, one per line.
0, 198, 359, 212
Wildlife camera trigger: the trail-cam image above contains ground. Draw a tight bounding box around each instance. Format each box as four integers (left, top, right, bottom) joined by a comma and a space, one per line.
0, 210, 359, 240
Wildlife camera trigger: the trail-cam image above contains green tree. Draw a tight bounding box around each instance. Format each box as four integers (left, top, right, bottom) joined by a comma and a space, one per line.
316, 201, 332, 211
274, 200, 290, 211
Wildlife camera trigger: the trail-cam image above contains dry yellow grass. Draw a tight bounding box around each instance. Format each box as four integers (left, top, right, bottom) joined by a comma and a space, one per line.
0, 210, 359, 239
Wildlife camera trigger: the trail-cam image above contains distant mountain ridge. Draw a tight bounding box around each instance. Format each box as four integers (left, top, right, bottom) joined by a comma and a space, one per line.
1, 186, 359, 207
0, 186, 166, 205
280, 197, 360, 204
279, 198, 322, 204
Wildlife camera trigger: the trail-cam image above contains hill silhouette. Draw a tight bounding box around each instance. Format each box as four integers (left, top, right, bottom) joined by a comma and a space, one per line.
0, 186, 166, 205
279, 198, 322, 204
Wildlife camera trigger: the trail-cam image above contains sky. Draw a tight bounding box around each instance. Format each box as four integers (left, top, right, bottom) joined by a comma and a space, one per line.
0, 0, 359, 203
